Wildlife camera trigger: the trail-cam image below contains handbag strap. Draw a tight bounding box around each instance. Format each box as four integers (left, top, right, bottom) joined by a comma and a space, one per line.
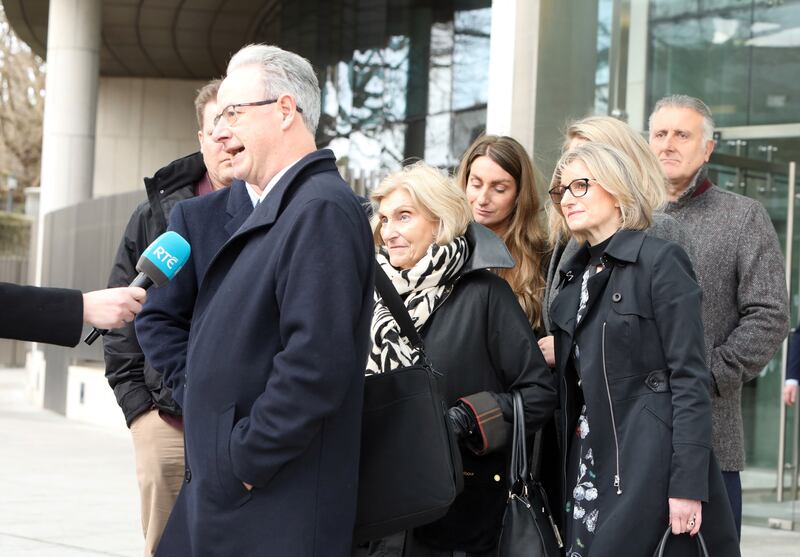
530, 429, 543, 480
653, 527, 709, 557
374, 263, 425, 351
509, 390, 528, 487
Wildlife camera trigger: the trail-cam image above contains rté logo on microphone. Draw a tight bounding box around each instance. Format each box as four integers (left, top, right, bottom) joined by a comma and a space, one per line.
152, 246, 179, 270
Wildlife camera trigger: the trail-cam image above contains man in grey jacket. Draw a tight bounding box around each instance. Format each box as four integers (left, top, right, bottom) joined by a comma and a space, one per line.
649, 94, 789, 537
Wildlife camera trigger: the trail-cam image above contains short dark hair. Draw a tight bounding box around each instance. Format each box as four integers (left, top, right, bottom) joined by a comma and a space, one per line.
194, 79, 222, 130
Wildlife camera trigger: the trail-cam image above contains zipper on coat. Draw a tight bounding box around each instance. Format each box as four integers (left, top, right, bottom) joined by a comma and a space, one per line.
601, 322, 623, 495
562, 375, 569, 506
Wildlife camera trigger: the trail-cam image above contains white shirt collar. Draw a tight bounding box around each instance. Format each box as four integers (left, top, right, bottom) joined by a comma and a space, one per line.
245, 158, 303, 208
244, 183, 261, 207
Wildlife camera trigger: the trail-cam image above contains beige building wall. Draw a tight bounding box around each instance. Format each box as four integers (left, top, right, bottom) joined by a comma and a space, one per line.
92, 77, 206, 198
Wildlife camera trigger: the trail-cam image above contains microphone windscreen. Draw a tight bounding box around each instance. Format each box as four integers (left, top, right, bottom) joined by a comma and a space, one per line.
135, 231, 191, 287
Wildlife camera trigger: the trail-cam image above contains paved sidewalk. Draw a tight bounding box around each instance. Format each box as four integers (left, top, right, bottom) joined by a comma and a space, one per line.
0, 366, 799, 556
0, 368, 143, 556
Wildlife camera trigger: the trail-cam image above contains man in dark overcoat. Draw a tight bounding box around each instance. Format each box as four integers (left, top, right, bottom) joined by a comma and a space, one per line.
153, 44, 374, 557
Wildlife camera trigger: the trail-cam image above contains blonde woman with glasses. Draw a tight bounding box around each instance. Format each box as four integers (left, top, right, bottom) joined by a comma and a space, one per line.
547, 142, 738, 556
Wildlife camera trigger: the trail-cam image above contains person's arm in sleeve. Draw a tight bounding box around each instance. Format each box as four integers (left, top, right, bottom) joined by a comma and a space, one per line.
652, 241, 710, 502
0, 282, 84, 346
710, 203, 789, 397
135, 203, 197, 409
458, 276, 557, 455
229, 199, 373, 487
0, 282, 144, 348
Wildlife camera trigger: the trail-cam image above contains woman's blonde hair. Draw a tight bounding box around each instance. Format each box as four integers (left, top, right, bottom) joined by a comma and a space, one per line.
455, 135, 549, 331
370, 161, 472, 247
551, 116, 667, 242
549, 143, 654, 244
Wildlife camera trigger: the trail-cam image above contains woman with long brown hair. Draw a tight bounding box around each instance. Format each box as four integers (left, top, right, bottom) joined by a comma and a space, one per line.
456, 135, 550, 334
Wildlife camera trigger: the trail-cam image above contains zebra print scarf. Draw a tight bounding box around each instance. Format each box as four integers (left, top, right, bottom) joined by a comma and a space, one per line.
366, 236, 469, 375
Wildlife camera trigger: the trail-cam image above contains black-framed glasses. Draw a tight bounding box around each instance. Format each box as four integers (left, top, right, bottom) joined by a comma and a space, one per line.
548, 177, 593, 204
213, 99, 304, 127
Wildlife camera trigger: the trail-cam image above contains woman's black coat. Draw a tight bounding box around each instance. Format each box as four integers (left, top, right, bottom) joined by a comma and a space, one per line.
411, 224, 558, 552
549, 230, 739, 556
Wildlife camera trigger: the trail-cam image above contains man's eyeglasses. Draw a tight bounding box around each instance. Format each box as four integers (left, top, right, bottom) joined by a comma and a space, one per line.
213, 99, 304, 127
548, 178, 594, 204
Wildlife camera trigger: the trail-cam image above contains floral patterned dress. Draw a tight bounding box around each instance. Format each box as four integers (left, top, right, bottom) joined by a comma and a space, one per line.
564, 240, 610, 557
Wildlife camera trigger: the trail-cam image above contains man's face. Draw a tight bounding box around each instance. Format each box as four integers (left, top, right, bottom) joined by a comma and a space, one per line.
198, 100, 234, 189
212, 66, 282, 188
649, 106, 715, 190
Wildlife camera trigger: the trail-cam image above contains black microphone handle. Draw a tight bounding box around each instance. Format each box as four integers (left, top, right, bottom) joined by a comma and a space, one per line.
83, 272, 154, 345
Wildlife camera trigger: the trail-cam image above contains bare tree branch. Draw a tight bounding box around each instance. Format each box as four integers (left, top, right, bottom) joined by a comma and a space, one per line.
0, 5, 45, 195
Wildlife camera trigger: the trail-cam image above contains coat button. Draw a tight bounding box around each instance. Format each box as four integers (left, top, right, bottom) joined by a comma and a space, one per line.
612, 293, 622, 302
184, 467, 192, 482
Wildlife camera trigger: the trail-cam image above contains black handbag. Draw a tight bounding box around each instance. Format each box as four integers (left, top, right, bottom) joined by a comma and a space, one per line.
353, 265, 463, 544
652, 527, 709, 556
497, 391, 562, 557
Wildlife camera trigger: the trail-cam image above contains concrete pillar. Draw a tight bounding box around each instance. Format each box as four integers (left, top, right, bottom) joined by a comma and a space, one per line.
39, 0, 101, 216
31, 0, 101, 415
486, 0, 599, 178
626, 0, 651, 133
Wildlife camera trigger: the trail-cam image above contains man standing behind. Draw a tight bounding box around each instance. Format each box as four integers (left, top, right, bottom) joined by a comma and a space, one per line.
154, 44, 374, 557
649, 94, 789, 536
103, 80, 233, 556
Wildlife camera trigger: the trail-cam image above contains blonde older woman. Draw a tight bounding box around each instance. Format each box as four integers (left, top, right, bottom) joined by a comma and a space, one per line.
540, 115, 695, 367
547, 143, 738, 556
358, 162, 556, 557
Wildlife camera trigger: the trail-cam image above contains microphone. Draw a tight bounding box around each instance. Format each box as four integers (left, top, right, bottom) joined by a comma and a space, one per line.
84, 231, 191, 345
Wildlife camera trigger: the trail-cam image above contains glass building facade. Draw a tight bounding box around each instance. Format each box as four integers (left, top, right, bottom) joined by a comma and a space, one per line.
304, 0, 492, 182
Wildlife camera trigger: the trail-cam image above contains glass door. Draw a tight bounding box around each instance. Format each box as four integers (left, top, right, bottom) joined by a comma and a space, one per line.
707, 148, 799, 530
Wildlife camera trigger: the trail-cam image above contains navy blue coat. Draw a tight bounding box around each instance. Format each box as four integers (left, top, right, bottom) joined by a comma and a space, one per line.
788, 327, 800, 382
155, 150, 375, 557
135, 180, 254, 408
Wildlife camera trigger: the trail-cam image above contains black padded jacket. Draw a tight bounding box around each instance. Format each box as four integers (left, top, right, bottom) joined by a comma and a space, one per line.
102, 152, 205, 426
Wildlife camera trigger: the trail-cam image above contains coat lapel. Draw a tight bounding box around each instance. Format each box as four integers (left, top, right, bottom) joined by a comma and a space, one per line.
231, 149, 339, 241
196, 150, 341, 309
550, 264, 583, 338
224, 180, 254, 237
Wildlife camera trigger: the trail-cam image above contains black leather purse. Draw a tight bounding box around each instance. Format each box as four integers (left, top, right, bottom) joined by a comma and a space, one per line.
353, 265, 463, 544
652, 527, 709, 556
497, 391, 562, 557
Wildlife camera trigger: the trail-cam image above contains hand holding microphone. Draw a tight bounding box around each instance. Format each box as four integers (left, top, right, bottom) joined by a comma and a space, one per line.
83, 286, 147, 330
84, 231, 191, 345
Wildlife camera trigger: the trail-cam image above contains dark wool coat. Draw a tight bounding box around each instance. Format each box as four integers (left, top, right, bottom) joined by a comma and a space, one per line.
410, 224, 558, 553
549, 230, 739, 557
154, 150, 375, 557
135, 180, 254, 410
0, 282, 83, 346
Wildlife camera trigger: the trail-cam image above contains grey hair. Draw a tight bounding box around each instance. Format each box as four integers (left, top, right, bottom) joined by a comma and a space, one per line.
649, 94, 715, 143
227, 44, 320, 135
